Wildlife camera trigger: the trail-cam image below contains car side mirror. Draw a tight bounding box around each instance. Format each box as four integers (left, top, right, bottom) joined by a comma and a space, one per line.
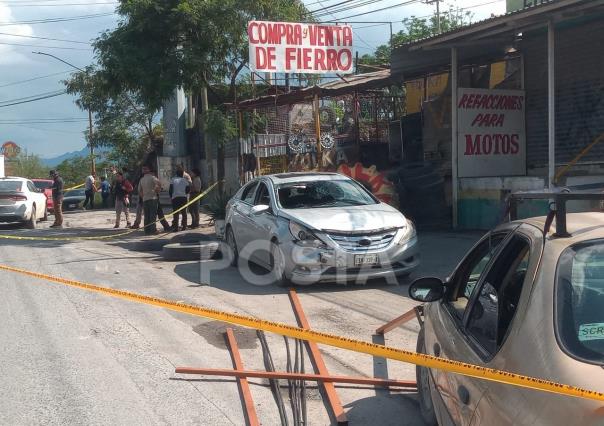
409, 277, 446, 302
251, 204, 270, 215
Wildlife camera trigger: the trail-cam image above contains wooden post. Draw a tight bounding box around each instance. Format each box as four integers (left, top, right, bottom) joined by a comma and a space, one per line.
289, 290, 347, 425
314, 93, 322, 154
225, 328, 260, 426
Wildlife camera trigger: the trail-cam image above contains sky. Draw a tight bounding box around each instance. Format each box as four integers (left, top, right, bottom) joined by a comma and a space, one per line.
0, 0, 506, 159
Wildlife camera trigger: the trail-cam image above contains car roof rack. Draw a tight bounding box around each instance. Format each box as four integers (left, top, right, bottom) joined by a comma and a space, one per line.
505, 191, 604, 237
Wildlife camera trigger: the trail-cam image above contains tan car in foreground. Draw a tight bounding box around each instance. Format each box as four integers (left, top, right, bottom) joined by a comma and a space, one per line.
409, 193, 604, 426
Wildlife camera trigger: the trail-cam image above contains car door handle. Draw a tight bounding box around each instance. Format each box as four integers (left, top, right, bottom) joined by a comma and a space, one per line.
433, 343, 441, 357
458, 385, 470, 405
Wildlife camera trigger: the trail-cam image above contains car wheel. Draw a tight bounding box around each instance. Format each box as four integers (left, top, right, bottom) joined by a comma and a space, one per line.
416, 328, 438, 426
269, 240, 290, 287
225, 226, 238, 267
26, 205, 37, 229
41, 208, 48, 222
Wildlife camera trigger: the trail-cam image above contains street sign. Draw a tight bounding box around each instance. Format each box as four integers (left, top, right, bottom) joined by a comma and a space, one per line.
1, 141, 20, 158
248, 21, 354, 74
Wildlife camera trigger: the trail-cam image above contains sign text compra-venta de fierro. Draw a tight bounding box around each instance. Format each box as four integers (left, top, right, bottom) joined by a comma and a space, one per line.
248, 21, 354, 74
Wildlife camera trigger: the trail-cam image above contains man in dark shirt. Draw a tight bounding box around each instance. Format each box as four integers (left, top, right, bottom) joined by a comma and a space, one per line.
50, 170, 64, 228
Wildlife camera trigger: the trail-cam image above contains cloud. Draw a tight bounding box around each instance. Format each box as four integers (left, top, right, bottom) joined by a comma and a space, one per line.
0, 2, 35, 65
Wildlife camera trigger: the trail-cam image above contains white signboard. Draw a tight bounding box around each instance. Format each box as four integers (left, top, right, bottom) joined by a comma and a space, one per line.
457, 88, 526, 178
248, 21, 354, 74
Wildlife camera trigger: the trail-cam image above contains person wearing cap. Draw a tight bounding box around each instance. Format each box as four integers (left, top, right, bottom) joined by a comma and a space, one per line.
49, 170, 64, 228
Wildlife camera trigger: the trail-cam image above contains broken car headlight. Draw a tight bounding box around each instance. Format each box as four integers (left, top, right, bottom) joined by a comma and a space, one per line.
397, 222, 417, 246
289, 221, 327, 248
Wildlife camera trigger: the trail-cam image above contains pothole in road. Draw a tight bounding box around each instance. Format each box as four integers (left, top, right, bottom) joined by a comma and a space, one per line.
192, 321, 259, 349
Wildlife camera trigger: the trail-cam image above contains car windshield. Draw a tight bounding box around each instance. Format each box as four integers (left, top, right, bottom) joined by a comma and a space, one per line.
33, 181, 52, 190
557, 240, 604, 365
65, 189, 85, 197
0, 181, 22, 192
277, 179, 376, 209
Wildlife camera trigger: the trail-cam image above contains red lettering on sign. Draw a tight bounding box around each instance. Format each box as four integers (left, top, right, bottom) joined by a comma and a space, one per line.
465, 134, 481, 155
314, 49, 326, 70
511, 134, 520, 154
458, 94, 469, 108
343, 26, 353, 46
248, 22, 259, 43
337, 49, 352, 70
285, 47, 296, 71
326, 49, 337, 70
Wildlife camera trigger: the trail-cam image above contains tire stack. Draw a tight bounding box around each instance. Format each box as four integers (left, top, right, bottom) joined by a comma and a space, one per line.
393, 162, 450, 229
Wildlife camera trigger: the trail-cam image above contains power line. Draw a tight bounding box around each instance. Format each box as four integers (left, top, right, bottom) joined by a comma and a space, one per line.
308, 0, 359, 14
314, 0, 389, 18
0, 91, 67, 108
313, 0, 377, 50
3, 123, 84, 134
0, 32, 90, 44
0, 12, 114, 26
0, 41, 91, 50
0, 119, 88, 123
330, 0, 421, 20
0, 70, 72, 88
7, 2, 117, 6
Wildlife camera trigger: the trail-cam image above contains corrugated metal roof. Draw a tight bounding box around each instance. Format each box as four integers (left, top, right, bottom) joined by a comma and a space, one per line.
236, 69, 393, 110
391, 0, 604, 76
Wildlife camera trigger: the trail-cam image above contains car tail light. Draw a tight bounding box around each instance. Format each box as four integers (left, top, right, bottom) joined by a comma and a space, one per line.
0, 193, 27, 201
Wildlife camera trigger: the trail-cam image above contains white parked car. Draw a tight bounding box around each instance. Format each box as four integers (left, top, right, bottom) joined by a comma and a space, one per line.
0, 177, 48, 228
225, 172, 420, 285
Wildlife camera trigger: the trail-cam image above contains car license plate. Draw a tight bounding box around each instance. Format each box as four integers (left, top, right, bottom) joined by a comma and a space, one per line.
69, 204, 76, 208
354, 254, 379, 266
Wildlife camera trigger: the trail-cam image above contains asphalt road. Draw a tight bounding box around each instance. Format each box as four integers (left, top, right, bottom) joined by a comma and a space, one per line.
0, 209, 480, 425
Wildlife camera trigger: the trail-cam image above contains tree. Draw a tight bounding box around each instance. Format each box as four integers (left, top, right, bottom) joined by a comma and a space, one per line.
359, 8, 473, 66
92, 0, 309, 109
11, 154, 49, 179
64, 68, 160, 172
56, 155, 110, 188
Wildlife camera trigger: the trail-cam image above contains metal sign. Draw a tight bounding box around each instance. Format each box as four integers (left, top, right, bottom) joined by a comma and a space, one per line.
1, 141, 20, 158
248, 21, 354, 74
457, 88, 526, 178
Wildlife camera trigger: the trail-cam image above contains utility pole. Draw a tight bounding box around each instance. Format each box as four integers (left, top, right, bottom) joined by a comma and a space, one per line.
32, 51, 95, 174
424, 0, 442, 33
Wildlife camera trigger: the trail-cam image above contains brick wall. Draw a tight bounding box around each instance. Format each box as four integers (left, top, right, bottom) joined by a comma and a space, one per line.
522, 17, 604, 172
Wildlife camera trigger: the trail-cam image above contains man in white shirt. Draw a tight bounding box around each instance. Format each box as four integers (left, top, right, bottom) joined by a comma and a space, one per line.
82, 172, 98, 210
169, 168, 190, 231
138, 165, 162, 234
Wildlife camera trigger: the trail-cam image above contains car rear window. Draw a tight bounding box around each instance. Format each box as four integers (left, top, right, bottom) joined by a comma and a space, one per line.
556, 240, 604, 365
33, 181, 52, 190
0, 181, 22, 191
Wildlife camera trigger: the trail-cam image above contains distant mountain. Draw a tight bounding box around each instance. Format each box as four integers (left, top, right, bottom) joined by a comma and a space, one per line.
41, 146, 109, 167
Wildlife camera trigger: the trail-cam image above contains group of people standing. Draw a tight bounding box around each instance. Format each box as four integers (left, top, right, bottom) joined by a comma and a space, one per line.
48, 165, 203, 234
115, 164, 202, 235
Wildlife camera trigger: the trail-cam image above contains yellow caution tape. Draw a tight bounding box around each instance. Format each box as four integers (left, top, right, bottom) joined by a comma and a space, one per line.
1, 262, 602, 403
0, 181, 220, 241
64, 183, 85, 191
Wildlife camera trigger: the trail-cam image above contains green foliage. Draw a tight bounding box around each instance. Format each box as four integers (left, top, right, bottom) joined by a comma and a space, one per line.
64, 69, 160, 172
11, 154, 49, 179
55, 156, 110, 188
92, 0, 309, 110
205, 191, 232, 221
359, 9, 473, 66
204, 109, 238, 147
